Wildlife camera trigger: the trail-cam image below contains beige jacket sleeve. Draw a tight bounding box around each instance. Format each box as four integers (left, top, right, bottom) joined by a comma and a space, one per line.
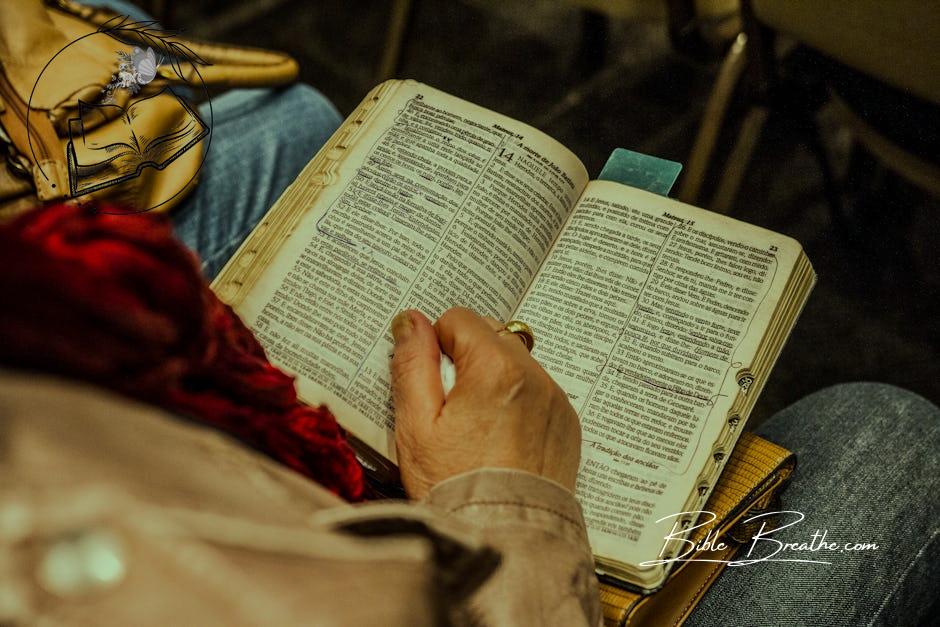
425, 469, 602, 626
0, 371, 601, 626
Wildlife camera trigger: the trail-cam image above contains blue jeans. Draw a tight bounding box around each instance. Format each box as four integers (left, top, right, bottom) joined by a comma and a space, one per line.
87, 2, 940, 623
173, 86, 341, 278
688, 383, 939, 626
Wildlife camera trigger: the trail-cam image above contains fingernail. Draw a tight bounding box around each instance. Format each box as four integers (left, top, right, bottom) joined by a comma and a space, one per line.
391, 310, 413, 343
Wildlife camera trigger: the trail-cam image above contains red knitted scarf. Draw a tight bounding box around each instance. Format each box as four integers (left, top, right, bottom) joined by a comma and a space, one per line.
0, 204, 364, 501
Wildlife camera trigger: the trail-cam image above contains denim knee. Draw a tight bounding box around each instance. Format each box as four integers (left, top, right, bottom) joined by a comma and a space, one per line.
759, 381, 939, 455
804, 381, 936, 422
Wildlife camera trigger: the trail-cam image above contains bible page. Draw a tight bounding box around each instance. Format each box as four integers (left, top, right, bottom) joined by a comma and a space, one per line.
221, 81, 589, 461
511, 180, 801, 567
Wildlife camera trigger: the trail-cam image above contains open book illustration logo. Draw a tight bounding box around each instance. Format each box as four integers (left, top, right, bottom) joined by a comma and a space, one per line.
26, 14, 214, 212
66, 87, 209, 197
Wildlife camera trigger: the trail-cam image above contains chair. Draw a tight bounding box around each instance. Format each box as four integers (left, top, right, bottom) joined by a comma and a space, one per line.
679, 0, 940, 212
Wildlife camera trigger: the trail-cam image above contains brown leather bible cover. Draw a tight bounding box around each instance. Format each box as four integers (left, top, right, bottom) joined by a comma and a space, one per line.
599, 431, 796, 626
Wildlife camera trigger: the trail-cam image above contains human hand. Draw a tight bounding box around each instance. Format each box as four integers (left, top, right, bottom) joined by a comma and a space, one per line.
390, 307, 581, 499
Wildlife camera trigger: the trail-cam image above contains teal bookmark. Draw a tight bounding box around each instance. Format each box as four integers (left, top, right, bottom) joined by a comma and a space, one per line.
597, 148, 682, 197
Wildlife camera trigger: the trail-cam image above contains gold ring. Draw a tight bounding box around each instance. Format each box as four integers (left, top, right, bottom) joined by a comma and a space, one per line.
497, 320, 535, 352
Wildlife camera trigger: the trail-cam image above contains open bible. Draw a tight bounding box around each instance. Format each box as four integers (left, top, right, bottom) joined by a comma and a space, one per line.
213, 79, 815, 592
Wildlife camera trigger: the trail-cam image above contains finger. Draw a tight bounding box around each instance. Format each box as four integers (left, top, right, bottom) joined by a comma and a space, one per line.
434, 307, 500, 364
390, 310, 444, 425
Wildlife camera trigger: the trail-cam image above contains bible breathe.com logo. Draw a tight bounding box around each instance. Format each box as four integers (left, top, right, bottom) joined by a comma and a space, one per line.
640, 510, 879, 567
26, 15, 212, 213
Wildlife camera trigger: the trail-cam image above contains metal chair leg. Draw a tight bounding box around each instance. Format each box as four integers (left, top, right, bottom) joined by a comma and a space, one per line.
710, 104, 769, 214
678, 33, 748, 205
831, 94, 940, 198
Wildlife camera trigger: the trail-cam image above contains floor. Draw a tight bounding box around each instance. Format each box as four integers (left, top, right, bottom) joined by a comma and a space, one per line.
174, 0, 939, 422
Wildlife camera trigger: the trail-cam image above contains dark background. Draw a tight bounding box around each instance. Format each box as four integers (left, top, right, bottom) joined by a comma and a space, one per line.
171, 0, 938, 423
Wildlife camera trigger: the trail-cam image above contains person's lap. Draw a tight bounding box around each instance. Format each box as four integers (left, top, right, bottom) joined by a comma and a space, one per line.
688, 383, 939, 626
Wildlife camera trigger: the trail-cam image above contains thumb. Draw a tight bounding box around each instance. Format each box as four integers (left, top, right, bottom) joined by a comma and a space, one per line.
390, 309, 444, 428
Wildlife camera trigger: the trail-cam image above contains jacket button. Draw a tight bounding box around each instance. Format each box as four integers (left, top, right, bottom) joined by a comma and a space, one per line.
37, 529, 126, 597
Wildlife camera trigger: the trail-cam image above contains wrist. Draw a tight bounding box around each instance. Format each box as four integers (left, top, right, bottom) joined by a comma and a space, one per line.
423, 467, 591, 548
